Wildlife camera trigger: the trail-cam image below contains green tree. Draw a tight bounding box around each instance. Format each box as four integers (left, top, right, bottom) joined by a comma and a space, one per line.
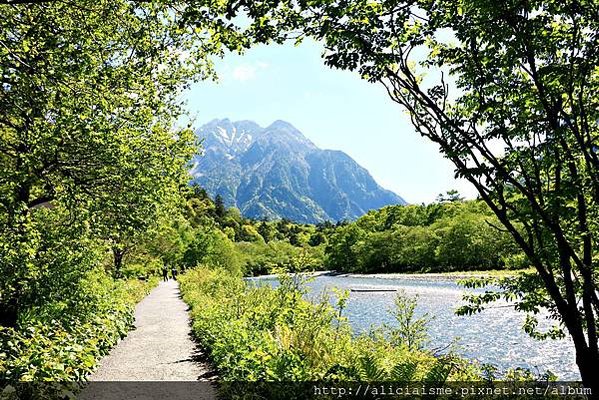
308, 231, 326, 246
230, 0, 599, 387
182, 227, 241, 273
0, 0, 253, 325
288, 224, 303, 246
213, 0, 599, 384
275, 218, 292, 240
214, 194, 227, 220
325, 224, 366, 272
393, 225, 439, 271
433, 212, 512, 271
239, 224, 264, 242
185, 196, 217, 229
354, 231, 393, 273
257, 220, 276, 243
142, 215, 194, 269
436, 190, 465, 204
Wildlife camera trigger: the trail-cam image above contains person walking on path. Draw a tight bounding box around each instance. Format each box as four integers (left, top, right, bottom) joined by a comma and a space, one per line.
162, 264, 169, 281
171, 266, 178, 280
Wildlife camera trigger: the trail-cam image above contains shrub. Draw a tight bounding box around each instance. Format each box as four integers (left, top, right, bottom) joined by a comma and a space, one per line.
178, 267, 480, 387
0, 270, 157, 390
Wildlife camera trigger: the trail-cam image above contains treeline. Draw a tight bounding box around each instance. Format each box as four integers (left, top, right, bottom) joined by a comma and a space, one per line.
162, 188, 526, 277
142, 185, 333, 277
324, 196, 526, 274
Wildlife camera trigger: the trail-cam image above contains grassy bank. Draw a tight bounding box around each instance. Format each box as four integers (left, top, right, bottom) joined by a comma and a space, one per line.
179, 267, 481, 385
0, 271, 157, 387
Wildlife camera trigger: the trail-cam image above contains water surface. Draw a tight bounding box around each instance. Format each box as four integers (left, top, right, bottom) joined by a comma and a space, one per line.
248, 274, 578, 380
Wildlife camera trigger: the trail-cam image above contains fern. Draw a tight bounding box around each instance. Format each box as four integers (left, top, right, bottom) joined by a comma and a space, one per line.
423, 361, 452, 385
358, 355, 387, 381
389, 361, 418, 382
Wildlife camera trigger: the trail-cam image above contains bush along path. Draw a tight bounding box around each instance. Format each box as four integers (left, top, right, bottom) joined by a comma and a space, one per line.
80, 280, 216, 400
178, 268, 485, 399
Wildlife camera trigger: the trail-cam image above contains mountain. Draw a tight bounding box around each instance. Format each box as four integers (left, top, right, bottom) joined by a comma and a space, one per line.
190, 119, 407, 223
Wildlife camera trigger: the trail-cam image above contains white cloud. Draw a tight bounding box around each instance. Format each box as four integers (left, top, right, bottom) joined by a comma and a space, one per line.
231, 62, 269, 82
232, 65, 256, 81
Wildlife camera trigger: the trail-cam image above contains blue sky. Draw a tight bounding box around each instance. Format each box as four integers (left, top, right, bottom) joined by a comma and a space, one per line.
183, 39, 477, 204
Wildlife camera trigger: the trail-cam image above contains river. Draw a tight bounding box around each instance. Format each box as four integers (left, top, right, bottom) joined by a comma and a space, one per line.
247, 273, 579, 380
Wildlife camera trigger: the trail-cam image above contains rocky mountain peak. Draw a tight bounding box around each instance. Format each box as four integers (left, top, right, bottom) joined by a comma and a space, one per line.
191, 119, 406, 223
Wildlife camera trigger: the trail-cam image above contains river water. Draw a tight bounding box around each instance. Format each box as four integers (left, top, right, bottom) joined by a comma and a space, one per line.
247, 274, 578, 380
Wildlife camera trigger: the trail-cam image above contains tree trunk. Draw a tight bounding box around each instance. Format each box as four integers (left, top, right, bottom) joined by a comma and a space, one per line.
113, 247, 125, 278
576, 350, 599, 398
0, 182, 30, 327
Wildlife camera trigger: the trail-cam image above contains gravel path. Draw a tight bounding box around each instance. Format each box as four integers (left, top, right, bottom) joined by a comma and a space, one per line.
80, 280, 216, 399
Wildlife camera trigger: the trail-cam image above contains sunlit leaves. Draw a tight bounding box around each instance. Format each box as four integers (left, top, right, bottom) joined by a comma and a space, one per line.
219, 0, 599, 379
179, 267, 477, 384
0, 0, 268, 321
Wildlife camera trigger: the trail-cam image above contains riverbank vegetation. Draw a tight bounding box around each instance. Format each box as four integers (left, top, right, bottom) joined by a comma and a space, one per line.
178, 267, 480, 384
178, 266, 557, 399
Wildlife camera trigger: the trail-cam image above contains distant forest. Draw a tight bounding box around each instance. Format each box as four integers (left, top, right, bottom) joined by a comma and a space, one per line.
179, 186, 525, 277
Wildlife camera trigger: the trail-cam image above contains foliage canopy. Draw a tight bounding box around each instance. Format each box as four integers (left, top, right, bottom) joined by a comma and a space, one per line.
213, 0, 599, 389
